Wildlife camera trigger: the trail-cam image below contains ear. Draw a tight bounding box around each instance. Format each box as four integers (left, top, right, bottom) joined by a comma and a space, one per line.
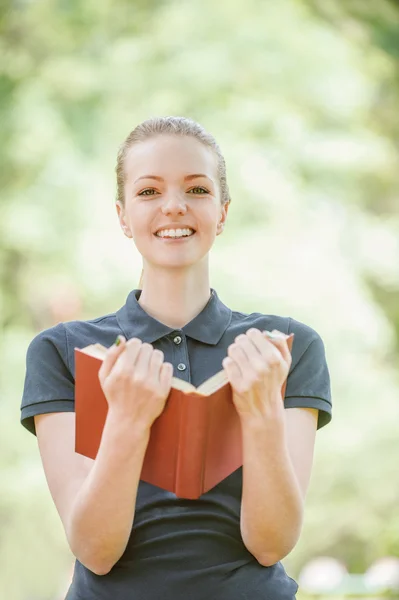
217, 202, 229, 233
116, 202, 132, 238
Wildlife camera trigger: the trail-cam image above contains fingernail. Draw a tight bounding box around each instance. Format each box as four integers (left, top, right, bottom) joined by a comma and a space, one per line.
114, 335, 123, 346
265, 330, 289, 339
264, 331, 277, 338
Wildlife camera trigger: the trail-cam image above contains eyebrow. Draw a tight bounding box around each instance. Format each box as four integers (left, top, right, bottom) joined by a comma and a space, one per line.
134, 173, 213, 184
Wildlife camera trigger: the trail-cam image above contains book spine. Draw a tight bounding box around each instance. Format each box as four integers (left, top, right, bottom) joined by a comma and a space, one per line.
174, 393, 210, 500
75, 348, 107, 460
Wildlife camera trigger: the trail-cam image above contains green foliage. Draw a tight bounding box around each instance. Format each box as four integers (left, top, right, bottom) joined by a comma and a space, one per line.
1, 0, 399, 597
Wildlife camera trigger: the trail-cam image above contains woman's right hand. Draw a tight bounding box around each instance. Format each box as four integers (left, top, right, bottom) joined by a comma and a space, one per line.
98, 336, 174, 431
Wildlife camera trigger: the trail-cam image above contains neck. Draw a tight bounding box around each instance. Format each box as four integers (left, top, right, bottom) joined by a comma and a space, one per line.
137, 265, 212, 330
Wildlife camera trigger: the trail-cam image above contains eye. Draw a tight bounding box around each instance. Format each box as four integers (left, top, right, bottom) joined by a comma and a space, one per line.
188, 186, 209, 194
137, 186, 209, 197
138, 188, 157, 196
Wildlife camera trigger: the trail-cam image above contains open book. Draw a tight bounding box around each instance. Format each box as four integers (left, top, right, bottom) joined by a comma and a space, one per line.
74, 332, 294, 499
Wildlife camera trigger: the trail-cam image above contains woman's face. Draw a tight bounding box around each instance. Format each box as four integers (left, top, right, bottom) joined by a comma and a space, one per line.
116, 134, 229, 272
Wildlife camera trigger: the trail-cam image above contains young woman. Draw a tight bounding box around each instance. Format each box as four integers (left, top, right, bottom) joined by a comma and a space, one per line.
20, 116, 332, 600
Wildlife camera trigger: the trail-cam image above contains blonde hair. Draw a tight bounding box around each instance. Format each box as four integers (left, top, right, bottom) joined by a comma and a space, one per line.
115, 116, 231, 289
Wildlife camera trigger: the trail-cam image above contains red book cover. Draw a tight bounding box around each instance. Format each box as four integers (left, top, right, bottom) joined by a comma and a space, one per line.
74, 333, 294, 499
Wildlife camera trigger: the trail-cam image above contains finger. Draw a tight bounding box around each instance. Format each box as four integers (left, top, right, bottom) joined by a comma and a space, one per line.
265, 331, 293, 364
159, 361, 174, 389
245, 329, 275, 355
245, 329, 281, 364
222, 356, 242, 386
149, 348, 165, 381
133, 342, 154, 375
269, 330, 295, 343
113, 337, 143, 375
227, 343, 248, 376
270, 330, 295, 357
98, 335, 126, 381
235, 330, 268, 360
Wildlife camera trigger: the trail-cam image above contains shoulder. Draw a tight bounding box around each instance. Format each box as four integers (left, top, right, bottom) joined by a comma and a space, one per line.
229, 310, 323, 357
62, 311, 118, 346
26, 311, 120, 370
27, 322, 68, 361
21, 312, 121, 437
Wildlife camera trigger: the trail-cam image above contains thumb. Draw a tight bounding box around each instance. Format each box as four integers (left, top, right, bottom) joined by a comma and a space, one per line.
263, 331, 294, 365
98, 335, 126, 383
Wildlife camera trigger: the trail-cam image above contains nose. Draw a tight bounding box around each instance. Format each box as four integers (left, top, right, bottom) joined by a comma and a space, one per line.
161, 191, 188, 216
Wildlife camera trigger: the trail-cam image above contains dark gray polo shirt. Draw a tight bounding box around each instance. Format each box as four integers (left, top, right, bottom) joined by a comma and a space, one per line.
20, 287, 332, 600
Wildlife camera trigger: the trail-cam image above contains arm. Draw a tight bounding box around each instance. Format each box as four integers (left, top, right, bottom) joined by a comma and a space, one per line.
240, 403, 313, 567
67, 408, 150, 575
221, 326, 323, 567
35, 409, 150, 576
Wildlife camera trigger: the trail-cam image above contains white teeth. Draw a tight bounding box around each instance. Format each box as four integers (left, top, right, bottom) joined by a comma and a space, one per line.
156, 228, 195, 238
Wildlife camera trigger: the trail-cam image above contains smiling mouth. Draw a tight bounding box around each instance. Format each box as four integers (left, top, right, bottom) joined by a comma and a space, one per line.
153, 232, 196, 240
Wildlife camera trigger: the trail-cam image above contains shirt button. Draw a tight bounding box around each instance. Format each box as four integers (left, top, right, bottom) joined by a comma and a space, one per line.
177, 363, 186, 371
173, 335, 182, 344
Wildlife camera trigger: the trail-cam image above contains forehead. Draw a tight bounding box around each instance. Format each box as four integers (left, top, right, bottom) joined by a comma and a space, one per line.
124, 135, 218, 182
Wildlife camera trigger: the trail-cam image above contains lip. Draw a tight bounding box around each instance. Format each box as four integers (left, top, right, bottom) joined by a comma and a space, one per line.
153, 232, 196, 242
154, 226, 196, 234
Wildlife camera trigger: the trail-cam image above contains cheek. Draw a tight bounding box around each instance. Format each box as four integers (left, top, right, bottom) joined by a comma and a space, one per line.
128, 204, 152, 233
202, 203, 221, 224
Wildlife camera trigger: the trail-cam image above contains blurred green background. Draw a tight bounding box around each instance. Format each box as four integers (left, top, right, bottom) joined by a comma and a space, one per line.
1, 0, 399, 598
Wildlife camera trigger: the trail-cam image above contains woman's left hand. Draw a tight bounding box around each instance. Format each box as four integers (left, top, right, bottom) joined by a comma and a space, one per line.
222, 328, 293, 423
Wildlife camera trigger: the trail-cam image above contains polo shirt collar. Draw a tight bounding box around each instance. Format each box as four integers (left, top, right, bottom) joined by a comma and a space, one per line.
116, 287, 232, 345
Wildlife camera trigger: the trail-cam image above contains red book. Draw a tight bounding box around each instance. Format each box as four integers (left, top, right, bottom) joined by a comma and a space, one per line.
74, 333, 294, 499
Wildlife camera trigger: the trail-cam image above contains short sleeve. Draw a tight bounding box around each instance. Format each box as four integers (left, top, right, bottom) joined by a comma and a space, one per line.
284, 318, 332, 430
20, 322, 75, 436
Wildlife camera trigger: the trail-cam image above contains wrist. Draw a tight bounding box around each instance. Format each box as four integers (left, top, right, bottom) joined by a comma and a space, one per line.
241, 416, 289, 463
106, 408, 152, 441
240, 409, 286, 438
